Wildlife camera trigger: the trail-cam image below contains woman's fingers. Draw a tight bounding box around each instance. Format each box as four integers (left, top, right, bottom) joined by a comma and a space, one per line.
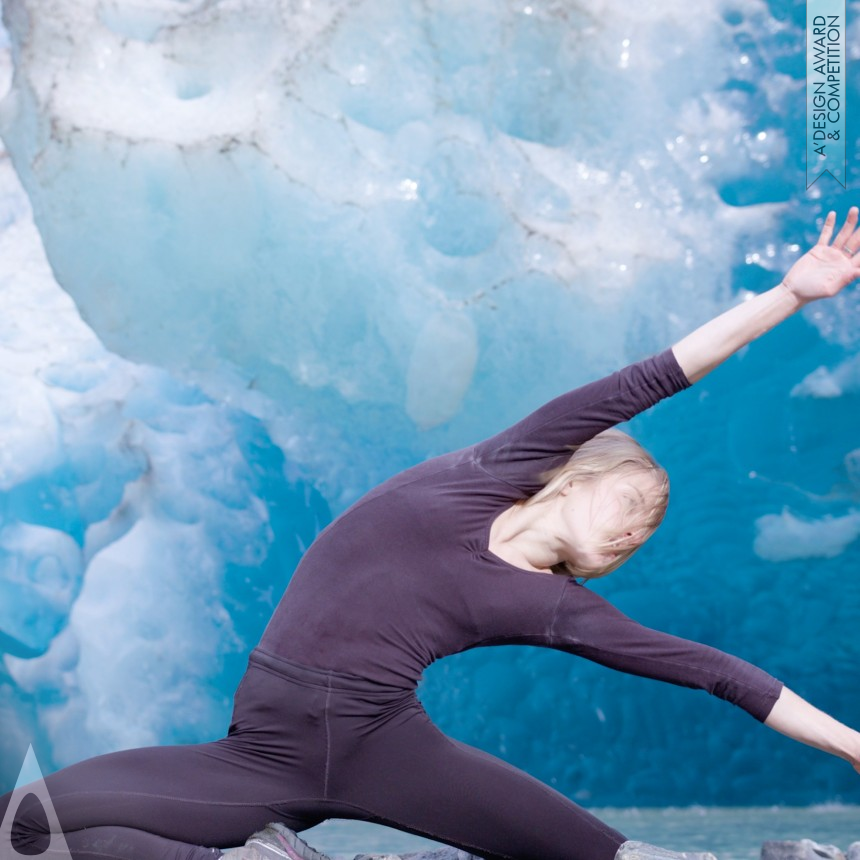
818, 210, 837, 245
843, 222, 860, 257
831, 206, 859, 249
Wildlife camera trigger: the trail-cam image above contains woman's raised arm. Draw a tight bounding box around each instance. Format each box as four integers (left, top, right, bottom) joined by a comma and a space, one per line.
672, 207, 860, 384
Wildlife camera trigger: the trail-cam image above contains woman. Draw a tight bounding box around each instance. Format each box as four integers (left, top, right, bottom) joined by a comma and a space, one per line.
5, 209, 860, 860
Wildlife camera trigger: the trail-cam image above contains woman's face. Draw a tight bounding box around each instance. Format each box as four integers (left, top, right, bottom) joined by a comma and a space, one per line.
556, 470, 656, 572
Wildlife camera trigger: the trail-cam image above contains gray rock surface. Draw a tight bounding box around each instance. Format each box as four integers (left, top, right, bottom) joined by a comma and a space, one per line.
615, 841, 717, 860
846, 844, 860, 860
761, 841, 845, 860
351, 852, 480, 860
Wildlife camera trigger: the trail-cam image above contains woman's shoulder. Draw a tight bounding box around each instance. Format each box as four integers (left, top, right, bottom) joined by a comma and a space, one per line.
337, 445, 524, 529
372, 445, 526, 503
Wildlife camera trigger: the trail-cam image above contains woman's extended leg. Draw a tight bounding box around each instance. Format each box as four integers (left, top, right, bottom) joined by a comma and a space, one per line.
0, 660, 332, 860
325, 693, 625, 860
0, 740, 326, 860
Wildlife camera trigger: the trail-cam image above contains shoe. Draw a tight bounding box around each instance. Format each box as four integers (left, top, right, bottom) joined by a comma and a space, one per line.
221, 823, 332, 860
615, 840, 718, 860
221, 848, 271, 860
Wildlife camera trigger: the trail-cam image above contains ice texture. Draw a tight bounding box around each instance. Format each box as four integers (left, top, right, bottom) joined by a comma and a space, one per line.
0, 0, 859, 809
0, 0, 803, 502
754, 509, 860, 562
0, 152, 329, 774
791, 356, 860, 399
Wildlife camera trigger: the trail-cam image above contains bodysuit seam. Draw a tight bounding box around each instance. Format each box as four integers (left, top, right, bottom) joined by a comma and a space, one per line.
472, 458, 526, 494
323, 676, 332, 800
547, 585, 568, 641
470, 632, 566, 648
48, 790, 332, 808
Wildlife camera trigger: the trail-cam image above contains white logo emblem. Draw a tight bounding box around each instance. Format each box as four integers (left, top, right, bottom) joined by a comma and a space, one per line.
0, 745, 73, 859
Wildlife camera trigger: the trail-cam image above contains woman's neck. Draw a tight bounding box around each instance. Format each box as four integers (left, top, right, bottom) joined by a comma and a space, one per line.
489, 501, 565, 573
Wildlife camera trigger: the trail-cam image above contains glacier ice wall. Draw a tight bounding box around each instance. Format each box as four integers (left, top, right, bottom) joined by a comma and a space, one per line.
0, 143, 329, 777
0, 0, 808, 501
0, 0, 859, 807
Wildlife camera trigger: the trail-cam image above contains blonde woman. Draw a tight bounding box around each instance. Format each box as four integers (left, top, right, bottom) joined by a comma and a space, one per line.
5, 210, 860, 860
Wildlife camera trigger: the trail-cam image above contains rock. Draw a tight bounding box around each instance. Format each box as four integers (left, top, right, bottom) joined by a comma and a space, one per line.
761, 841, 845, 860
616, 841, 717, 860
352, 851, 481, 860
352, 855, 401, 860
846, 844, 860, 860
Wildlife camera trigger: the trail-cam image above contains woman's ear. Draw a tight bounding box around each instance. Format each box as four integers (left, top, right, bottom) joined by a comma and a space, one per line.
559, 478, 575, 496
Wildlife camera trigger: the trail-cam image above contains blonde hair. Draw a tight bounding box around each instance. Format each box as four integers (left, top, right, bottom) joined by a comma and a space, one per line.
526, 428, 669, 579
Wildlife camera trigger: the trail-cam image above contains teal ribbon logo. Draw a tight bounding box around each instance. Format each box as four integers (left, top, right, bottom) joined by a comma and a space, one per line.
807, 0, 847, 188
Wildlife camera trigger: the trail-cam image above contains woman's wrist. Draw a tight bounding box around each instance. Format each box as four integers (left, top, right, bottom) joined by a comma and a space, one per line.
836, 729, 860, 767
766, 687, 860, 767
776, 279, 811, 311
673, 282, 805, 384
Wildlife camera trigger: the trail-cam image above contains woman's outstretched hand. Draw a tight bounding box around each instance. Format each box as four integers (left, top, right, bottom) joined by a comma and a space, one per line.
672, 206, 860, 384
781, 206, 860, 305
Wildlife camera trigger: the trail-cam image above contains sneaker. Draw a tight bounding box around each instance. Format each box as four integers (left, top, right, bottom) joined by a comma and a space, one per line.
247, 822, 332, 860
616, 841, 718, 860
221, 847, 272, 860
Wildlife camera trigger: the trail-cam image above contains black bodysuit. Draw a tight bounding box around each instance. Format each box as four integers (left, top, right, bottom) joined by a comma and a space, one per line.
3, 348, 783, 860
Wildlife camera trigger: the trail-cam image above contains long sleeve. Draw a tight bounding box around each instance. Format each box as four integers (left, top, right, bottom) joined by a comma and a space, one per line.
550, 581, 783, 722
473, 348, 691, 495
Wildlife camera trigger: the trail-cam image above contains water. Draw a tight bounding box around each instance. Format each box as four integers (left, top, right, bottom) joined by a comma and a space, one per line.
304, 807, 860, 860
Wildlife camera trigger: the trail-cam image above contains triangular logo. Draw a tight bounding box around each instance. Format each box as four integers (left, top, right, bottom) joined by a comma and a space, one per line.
0, 745, 73, 858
